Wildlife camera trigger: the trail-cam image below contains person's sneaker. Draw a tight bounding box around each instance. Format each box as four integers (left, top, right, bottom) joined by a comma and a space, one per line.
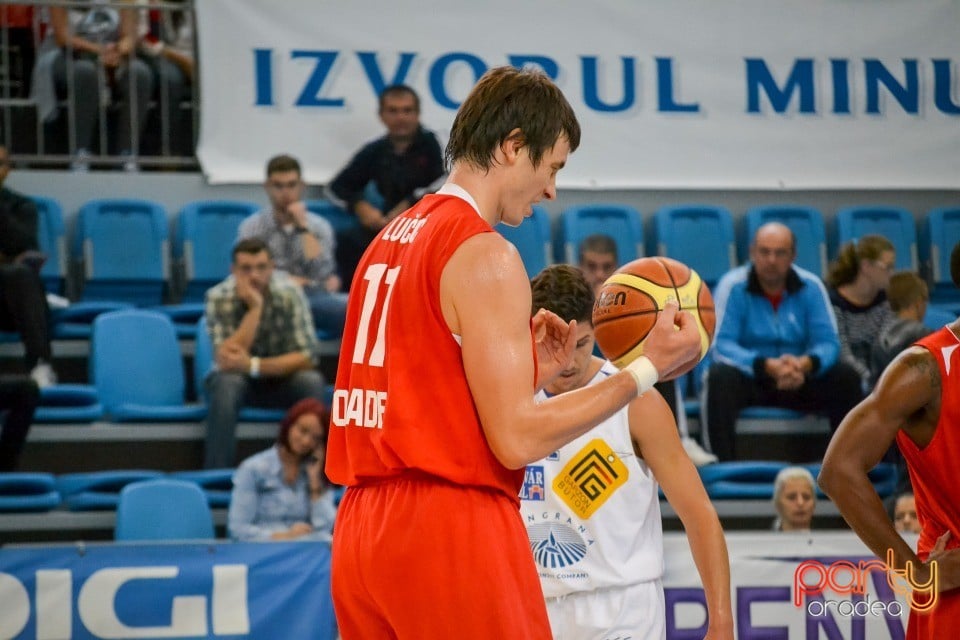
682, 437, 718, 467
69, 149, 91, 173
29, 361, 57, 389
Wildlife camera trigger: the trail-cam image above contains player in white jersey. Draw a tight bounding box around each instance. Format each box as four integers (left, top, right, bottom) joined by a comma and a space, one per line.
523, 265, 733, 640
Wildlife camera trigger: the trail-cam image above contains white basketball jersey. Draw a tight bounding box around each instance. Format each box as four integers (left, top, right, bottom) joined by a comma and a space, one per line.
520, 361, 664, 598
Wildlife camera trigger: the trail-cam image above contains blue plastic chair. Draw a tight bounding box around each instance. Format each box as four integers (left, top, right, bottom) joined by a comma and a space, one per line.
697, 461, 787, 500
57, 470, 163, 511
555, 204, 644, 266
174, 200, 259, 302
305, 199, 362, 236
31, 195, 68, 294
193, 317, 285, 422
115, 478, 215, 541
744, 205, 828, 277
0, 473, 61, 513
169, 469, 235, 508
91, 309, 206, 422
74, 198, 171, 306
34, 384, 103, 423
835, 206, 918, 271
920, 207, 960, 311
652, 204, 736, 288
496, 205, 553, 278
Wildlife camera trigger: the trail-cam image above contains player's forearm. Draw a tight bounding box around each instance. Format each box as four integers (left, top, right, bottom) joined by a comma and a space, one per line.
818, 465, 919, 570
485, 372, 638, 469
685, 512, 734, 632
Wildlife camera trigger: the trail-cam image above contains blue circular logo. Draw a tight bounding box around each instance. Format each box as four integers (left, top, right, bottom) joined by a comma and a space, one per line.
527, 523, 587, 569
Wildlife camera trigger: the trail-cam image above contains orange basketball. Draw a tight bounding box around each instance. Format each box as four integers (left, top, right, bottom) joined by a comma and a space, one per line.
592, 257, 715, 368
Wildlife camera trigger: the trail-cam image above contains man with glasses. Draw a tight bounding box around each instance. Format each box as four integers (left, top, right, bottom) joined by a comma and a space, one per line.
238, 154, 347, 337
202, 238, 325, 469
703, 222, 861, 461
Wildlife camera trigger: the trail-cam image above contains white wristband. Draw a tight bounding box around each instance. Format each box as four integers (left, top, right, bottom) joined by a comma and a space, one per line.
624, 356, 658, 396
249, 356, 261, 379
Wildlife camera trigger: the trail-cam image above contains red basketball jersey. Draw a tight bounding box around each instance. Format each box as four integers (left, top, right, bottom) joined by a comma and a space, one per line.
897, 325, 960, 638
326, 193, 526, 501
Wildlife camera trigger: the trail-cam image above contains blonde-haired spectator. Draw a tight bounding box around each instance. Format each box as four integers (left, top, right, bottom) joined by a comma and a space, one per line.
772, 466, 816, 532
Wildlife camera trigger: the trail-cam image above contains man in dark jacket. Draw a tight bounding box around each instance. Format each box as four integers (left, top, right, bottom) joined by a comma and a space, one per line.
0, 145, 56, 387
325, 85, 444, 289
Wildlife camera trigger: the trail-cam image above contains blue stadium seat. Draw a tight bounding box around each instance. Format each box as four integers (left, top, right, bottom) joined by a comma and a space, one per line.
193, 317, 285, 422
305, 199, 362, 236
652, 204, 736, 288
744, 205, 827, 277
91, 309, 206, 422
34, 384, 103, 423
31, 195, 68, 294
73, 198, 171, 306
0, 473, 61, 513
174, 199, 259, 302
920, 207, 960, 311
115, 478, 215, 541
697, 461, 786, 500
496, 205, 552, 278
169, 469, 235, 508
57, 470, 164, 511
51, 301, 134, 340
835, 206, 918, 271
924, 304, 955, 330
555, 204, 644, 266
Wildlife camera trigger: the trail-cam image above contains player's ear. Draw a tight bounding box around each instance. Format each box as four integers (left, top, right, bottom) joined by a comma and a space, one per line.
501, 129, 526, 165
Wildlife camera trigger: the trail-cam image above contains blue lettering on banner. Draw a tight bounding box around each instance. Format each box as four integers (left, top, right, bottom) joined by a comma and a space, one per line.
252, 49, 960, 118
0, 542, 336, 640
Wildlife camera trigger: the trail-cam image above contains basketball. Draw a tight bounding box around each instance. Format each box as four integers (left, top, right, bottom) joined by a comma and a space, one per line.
592, 257, 715, 368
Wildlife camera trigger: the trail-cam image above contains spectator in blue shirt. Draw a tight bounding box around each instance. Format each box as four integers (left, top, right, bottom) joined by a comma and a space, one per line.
228, 398, 336, 542
703, 222, 862, 461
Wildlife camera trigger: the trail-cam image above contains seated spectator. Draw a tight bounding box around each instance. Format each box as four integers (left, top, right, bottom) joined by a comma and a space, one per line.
228, 398, 336, 542
0, 145, 56, 387
203, 238, 325, 469
826, 235, 896, 392
705, 222, 862, 461
0, 376, 40, 471
893, 492, 921, 535
578, 233, 619, 297
32, 1, 151, 170
772, 466, 816, 532
871, 271, 932, 387
136, 0, 194, 157
238, 154, 347, 337
575, 234, 716, 466
325, 84, 445, 289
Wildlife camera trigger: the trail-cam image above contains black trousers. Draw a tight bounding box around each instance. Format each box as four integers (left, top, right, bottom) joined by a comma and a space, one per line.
704, 361, 863, 461
0, 377, 40, 471
0, 264, 52, 370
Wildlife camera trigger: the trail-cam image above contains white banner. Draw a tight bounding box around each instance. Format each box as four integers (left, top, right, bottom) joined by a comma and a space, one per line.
663, 531, 917, 639
195, 0, 960, 189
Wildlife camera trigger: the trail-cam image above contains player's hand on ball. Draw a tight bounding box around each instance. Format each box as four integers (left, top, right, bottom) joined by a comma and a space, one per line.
532, 308, 576, 388
642, 300, 701, 381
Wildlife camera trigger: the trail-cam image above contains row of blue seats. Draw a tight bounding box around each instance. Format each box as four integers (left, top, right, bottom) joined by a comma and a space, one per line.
0, 460, 897, 515
505, 203, 960, 310
34, 309, 334, 424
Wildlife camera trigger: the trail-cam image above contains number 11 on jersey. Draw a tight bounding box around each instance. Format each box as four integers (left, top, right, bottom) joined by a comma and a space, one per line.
352, 263, 401, 367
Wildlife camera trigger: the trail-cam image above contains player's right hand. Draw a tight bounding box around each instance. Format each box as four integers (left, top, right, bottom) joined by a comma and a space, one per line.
643, 300, 701, 381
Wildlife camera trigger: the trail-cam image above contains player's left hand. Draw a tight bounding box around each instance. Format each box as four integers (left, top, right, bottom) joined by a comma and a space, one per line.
531, 308, 576, 388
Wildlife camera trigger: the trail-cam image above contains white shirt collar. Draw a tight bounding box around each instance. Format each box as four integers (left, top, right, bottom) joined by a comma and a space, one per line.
436, 182, 483, 218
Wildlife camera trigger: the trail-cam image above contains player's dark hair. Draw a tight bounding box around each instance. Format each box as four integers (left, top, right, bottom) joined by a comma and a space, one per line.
530, 264, 595, 325
446, 66, 581, 172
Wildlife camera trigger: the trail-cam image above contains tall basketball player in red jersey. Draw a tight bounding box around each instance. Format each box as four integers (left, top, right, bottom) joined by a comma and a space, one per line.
820, 243, 960, 639
325, 67, 703, 639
